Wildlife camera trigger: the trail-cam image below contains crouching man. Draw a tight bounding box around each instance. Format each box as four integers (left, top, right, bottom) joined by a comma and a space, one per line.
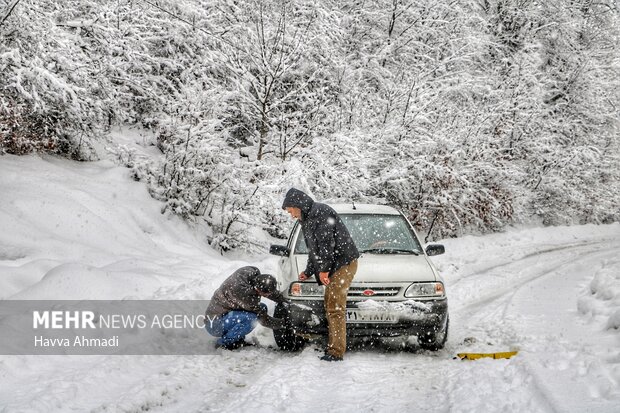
205, 266, 289, 350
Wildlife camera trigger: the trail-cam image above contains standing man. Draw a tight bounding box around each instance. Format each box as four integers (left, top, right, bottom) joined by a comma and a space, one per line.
205, 266, 289, 350
281, 188, 359, 361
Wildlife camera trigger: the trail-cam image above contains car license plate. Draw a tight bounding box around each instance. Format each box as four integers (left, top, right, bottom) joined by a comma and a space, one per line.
346, 309, 398, 323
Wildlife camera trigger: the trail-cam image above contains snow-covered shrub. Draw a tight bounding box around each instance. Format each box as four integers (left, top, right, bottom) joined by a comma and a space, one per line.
142, 115, 271, 252
146, 122, 372, 252
0, 0, 217, 158
0, 6, 103, 159
377, 148, 515, 239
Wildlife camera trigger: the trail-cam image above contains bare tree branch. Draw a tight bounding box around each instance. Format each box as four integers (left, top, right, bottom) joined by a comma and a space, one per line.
0, 0, 21, 27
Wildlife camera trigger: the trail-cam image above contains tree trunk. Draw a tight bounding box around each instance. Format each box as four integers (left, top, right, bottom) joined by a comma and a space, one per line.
257, 100, 268, 161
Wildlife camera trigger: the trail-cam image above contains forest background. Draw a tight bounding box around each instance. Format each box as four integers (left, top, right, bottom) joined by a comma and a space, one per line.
1, 0, 618, 251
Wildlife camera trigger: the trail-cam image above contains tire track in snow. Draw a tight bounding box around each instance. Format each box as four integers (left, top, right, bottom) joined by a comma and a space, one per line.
452, 240, 612, 314
194, 347, 452, 413
121, 344, 455, 413
447, 239, 614, 291
499, 246, 620, 413
500, 246, 620, 320
451, 243, 620, 413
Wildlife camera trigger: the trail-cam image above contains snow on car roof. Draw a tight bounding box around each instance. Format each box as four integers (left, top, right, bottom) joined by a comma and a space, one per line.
328, 203, 401, 215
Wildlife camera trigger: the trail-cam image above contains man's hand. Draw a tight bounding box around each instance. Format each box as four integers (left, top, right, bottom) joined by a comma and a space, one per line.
319, 272, 330, 285
298, 271, 308, 281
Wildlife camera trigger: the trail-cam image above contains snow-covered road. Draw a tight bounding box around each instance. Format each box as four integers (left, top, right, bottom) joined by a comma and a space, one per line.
1, 156, 619, 412
446, 240, 620, 413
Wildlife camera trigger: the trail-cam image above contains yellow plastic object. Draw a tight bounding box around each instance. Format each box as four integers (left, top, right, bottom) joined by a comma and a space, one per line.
456, 351, 518, 360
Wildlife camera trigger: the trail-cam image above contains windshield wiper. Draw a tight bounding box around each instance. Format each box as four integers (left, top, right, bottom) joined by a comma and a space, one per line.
360, 248, 420, 255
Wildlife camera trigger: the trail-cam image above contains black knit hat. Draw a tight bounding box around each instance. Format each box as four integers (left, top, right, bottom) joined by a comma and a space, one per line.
253, 274, 278, 295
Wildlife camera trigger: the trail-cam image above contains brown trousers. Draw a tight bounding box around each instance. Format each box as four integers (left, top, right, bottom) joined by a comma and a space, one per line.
324, 259, 358, 358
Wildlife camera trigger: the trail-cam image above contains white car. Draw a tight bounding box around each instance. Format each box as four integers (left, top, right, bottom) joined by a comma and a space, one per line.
269, 203, 449, 351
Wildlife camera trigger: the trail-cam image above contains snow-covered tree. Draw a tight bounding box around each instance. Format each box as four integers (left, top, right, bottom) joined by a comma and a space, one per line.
1, 0, 618, 248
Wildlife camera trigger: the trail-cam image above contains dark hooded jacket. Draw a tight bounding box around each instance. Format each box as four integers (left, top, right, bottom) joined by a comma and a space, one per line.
205, 266, 287, 329
282, 188, 359, 285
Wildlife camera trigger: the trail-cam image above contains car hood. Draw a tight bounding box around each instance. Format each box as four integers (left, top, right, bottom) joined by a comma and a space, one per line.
294, 254, 437, 283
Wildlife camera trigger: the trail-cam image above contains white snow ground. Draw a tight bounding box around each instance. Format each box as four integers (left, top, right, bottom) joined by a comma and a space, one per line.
1, 153, 619, 413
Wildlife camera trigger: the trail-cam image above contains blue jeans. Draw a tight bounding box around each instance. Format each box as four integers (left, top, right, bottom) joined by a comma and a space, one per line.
205, 304, 266, 346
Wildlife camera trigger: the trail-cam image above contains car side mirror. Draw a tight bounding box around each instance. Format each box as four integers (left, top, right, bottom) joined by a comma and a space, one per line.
425, 244, 445, 256
269, 245, 291, 257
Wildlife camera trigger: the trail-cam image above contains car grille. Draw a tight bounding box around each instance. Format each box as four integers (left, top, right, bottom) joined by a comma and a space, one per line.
348, 285, 401, 297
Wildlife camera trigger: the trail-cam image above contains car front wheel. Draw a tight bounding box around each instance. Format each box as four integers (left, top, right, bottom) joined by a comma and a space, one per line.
418, 315, 449, 351
273, 303, 306, 352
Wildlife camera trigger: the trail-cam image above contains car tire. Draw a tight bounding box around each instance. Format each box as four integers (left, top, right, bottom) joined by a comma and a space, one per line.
418, 315, 449, 351
273, 303, 306, 352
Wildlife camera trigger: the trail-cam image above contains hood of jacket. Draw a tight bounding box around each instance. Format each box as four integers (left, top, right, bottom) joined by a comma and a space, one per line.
281, 188, 314, 220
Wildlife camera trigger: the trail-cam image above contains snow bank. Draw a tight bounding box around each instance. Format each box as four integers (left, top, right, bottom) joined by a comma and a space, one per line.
578, 257, 620, 330
0, 154, 224, 300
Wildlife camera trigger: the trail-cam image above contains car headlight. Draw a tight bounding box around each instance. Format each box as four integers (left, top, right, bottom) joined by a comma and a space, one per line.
404, 282, 445, 298
289, 282, 325, 297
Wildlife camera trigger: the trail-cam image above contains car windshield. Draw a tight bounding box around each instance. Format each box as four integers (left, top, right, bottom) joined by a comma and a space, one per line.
293, 214, 423, 255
